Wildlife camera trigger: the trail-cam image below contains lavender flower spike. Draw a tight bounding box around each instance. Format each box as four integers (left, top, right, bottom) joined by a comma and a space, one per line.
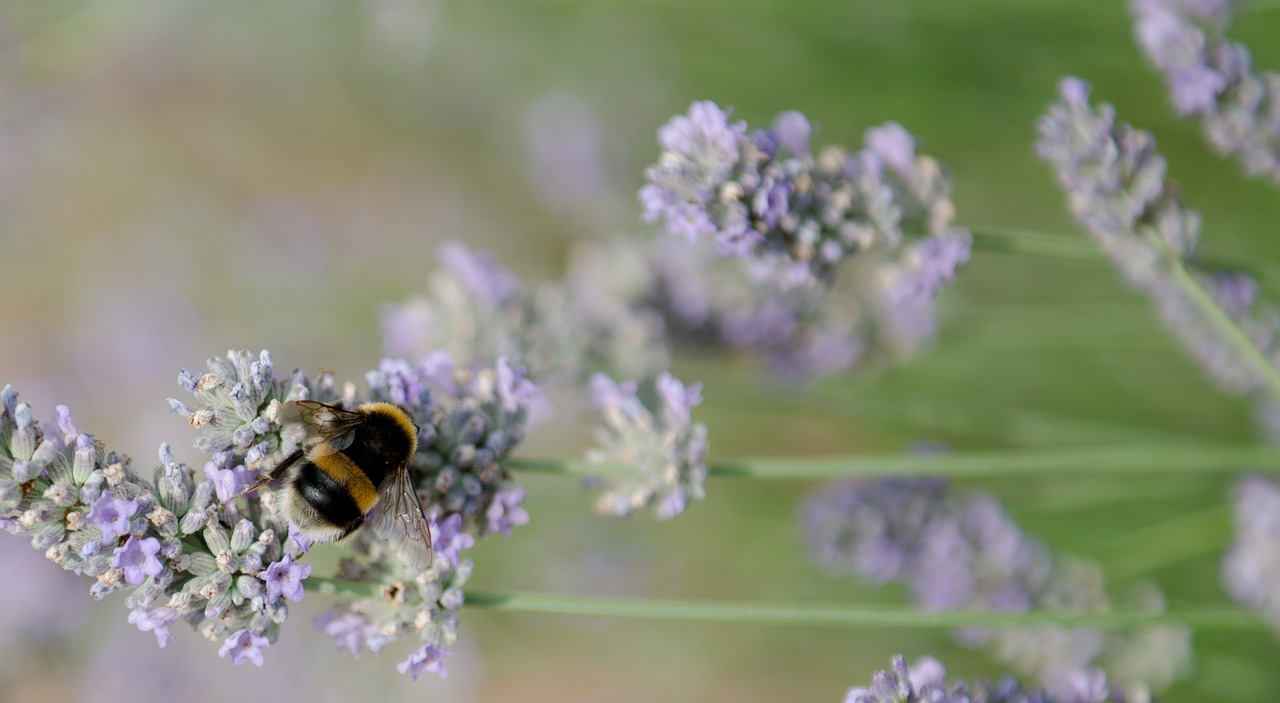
804, 477, 1189, 694
0, 388, 292, 666
845, 655, 1138, 703
3, 346, 538, 681
380, 241, 527, 367
1037, 76, 1280, 401
381, 241, 669, 386
1131, 0, 1280, 181
586, 372, 709, 519
643, 100, 970, 288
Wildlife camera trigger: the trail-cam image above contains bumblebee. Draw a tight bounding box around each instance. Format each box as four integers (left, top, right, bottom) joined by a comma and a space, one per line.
248, 400, 433, 570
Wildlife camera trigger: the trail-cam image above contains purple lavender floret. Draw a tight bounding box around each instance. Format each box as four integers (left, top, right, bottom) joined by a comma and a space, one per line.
219, 629, 270, 667
643, 101, 970, 289
586, 372, 709, 519
1037, 77, 1280, 401
1131, 0, 1280, 181
844, 655, 1141, 703
314, 609, 375, 657
260, 554, 312, 604
484, 486, 530, 536
113, 536, 164, 585
397, 643, 452, 681
86, 492, 138, 544
127, 605, 181, 648
804, 478, 1189, 694
432, 512, 476, 566
203, 452, 254, 504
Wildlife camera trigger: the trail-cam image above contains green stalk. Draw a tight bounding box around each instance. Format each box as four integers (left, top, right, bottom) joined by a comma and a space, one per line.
462, 590, 1263, 631
508, 443, 1280, 480
303, 578, 1263, 630
1140, 227, 1280, 400
970, 225, 1280, 285
969, 226, 1104, 260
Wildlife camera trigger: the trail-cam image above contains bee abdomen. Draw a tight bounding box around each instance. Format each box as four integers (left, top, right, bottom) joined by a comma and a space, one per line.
293, 455, 378, 532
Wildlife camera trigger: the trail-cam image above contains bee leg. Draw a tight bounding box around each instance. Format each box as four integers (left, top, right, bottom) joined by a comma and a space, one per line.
222, 449, 305, 505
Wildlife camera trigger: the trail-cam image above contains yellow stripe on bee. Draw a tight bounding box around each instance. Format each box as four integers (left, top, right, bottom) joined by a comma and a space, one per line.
312, 452, 379, 513
358, 401, 419, 455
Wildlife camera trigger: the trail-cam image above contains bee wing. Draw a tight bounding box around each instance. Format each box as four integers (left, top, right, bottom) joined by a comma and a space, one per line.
282, 400, 362, 455
371, 464, 434, 572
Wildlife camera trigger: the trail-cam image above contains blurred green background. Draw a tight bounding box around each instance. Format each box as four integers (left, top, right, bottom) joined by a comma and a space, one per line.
1, 1, 1279, 701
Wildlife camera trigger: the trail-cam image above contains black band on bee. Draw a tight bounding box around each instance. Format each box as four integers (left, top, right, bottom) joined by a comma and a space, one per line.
295, 462, 364, 532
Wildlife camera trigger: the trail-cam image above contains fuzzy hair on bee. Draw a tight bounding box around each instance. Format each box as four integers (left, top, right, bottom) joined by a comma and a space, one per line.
240, 400, 434, 571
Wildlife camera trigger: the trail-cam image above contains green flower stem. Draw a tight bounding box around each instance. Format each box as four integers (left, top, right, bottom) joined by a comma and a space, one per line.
508, 443, 1280, 480
1137, 226, 1280, 400
971, 225, 1280, 384
462, 590, 1264, 631
304, 578, 1263, 630
970, 225, 1280, 285
969, 226, 1105, 260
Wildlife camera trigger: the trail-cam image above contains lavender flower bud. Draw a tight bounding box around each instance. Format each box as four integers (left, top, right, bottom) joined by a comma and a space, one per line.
10, 460, 40, 484
204, 521, 231, 555
230, 519, 257, 553
72, 434, 98, 484
10, 403, 39, 461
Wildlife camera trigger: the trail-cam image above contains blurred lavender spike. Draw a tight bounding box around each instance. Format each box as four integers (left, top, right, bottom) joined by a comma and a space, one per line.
804, 477, 1189, 695
1223, 475, 1280, 628
380, 240, 669, 387
845, 655, 1140, 703
1131, 0, 1280, 182
631, 101, 971, 378
1037, 76, 1280, 405
585, 372, 709, 519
